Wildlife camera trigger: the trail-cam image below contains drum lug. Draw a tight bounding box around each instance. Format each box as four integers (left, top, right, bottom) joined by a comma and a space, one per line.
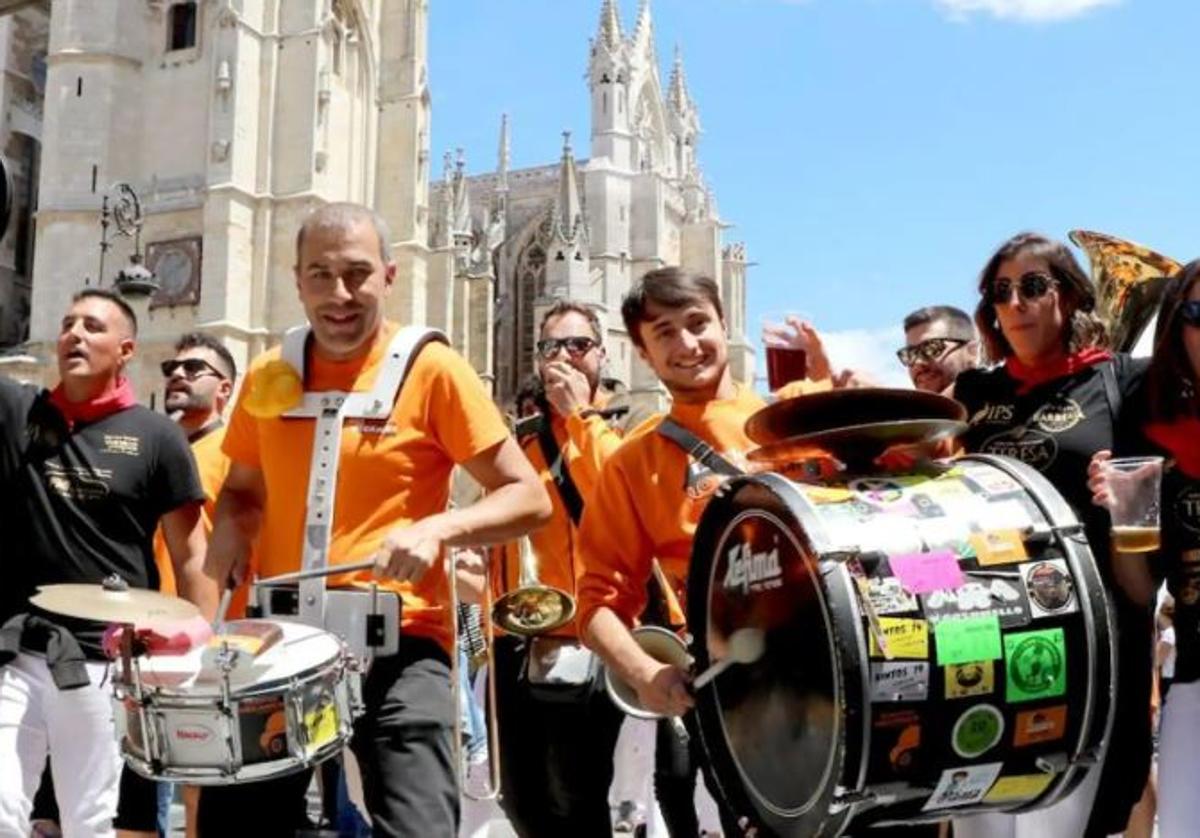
1072, 748, 1103, 767
1035, 753, 1071, 773
830, 787, 875, 811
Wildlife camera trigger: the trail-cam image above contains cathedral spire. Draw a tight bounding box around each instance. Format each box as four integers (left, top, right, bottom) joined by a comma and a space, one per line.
555, 131, 583, 240
451, 148, 471, 234
632, 0, 652, 47
596, 0, 623, 52
497, 112, 510, 191
668, 43, 691, 113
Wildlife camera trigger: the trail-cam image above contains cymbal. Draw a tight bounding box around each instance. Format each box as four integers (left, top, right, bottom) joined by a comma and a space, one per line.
745, 388, 966, 446
31, 584, 201, 624
748, 418, 966, 467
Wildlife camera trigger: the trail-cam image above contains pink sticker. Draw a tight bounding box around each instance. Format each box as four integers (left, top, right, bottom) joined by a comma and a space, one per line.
889, 551, 964, 595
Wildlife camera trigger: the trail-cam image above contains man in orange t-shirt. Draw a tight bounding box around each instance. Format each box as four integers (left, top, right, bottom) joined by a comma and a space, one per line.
200, 203, 551, 837
491, 300, 627, 836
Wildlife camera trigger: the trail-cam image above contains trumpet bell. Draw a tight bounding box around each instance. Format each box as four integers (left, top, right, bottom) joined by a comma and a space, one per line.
604, 626, 692, 720
491, 585, 577, 636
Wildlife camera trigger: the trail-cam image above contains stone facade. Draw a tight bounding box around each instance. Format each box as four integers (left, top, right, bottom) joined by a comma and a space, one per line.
1, 0, 752, 410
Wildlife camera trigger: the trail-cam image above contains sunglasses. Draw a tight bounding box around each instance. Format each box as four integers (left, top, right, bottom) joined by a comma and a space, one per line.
161, 358, 226, 380
896, 337, 969, 368
1179, 299, 1200, 328
988, 272, 1054, 305
536, 336, 597, 360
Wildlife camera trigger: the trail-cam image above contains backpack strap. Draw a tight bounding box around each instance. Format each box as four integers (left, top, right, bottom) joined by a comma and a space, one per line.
535, 419, 585, 525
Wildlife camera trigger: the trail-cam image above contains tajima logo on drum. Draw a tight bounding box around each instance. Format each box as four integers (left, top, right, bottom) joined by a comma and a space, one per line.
172, 724, 215, 744
723, 538, 783, 594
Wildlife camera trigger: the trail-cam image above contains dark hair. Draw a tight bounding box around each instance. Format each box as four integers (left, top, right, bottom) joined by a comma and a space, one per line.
175, 331, 238, 383
1144, 259, 1200, 422
974, 232, 1107, 363
296, 202, 392, 265
621, 267, 724, 349
903, 305, 975, 338
540, 300, 603, 343
72, 288, 138, 336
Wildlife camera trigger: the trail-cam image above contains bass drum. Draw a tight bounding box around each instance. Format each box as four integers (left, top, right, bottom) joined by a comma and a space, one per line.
687, 455, 1114, 837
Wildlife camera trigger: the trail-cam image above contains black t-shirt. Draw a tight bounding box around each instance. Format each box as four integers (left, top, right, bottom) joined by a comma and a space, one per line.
0, 376, 204, 657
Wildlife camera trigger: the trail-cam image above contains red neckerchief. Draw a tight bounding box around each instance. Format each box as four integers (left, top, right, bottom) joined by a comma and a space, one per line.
1146, 419, 1200, 479
1004, 348, 1113, 395
47, 377, 138, 430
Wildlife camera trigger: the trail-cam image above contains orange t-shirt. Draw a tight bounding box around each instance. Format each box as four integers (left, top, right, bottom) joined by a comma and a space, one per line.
492, 407, 623, 638
153, 426, 254, 618
222, 322, 511, 650
575, 384, 766, 633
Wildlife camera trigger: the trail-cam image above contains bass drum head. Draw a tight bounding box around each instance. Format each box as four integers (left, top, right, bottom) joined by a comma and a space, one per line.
688, 474, 846, 837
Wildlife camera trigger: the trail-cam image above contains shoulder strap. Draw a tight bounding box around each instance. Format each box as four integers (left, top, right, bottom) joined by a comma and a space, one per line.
1099, 359, 1122, 427
535, 418, 585, 525
656, 417, 744, 478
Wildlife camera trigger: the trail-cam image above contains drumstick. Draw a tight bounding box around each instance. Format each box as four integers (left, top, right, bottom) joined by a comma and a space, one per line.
213, 588, 234, 633
255, 559, 378, 586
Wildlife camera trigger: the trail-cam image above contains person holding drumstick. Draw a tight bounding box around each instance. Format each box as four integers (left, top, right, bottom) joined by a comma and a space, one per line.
1088, 261, 1200, 837
0, 289, 215, 837
951, 232, 1151, 838
201, 202, 550, 837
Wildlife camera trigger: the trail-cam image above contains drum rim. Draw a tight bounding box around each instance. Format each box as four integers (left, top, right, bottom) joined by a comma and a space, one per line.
693, 475, 846, 824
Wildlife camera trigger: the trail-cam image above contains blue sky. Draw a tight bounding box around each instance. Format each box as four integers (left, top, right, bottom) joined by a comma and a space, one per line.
428, 0, 1199, 384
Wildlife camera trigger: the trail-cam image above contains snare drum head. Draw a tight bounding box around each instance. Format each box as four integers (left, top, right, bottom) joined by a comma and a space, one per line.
689, 475, 844, 836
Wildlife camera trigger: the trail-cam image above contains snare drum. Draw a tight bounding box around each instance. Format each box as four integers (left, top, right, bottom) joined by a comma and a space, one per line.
687, 455, 1114, 836
114, 620, 361, 784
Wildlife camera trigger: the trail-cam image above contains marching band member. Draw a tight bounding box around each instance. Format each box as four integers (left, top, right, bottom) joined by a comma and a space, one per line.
952, 232, 1150, 838
0, 289, 215, 837
202, 202, 550, 837
576, 267, 832, 835
1089, 261, 1200, 837
490, 300, 627, 836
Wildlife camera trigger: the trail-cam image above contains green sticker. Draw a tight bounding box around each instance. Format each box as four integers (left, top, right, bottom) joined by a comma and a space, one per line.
934, 614, 1002, 666
1004, 628, 1067, 703
952, 703, 1004, 758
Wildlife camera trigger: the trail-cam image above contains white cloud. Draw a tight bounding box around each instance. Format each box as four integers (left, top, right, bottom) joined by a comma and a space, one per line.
933, 0, 1119, 23
820, 325, 911, 388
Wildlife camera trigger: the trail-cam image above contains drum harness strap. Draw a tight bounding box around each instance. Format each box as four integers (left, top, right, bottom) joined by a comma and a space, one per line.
278, 324, 448, 633
656, 418, 745, 479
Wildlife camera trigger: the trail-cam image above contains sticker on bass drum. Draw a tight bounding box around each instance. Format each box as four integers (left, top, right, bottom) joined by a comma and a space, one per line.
1004, 629, 1067, 703
983, 773, 1057, 804
945, 661, 995, 699
951, 704, 1005, 759
1012, 705, 1067, 747
922, 763, 1004, 811
870, 661, 930, 702
1023, 559, 1079, 619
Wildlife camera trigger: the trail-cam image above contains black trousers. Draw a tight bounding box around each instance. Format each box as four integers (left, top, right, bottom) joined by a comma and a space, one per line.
654, 716, 745, 838
493, 634, 624, 837
197, 636, 459, 838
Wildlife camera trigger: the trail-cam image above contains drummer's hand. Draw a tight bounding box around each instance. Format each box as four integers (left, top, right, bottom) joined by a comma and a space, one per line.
543, 361, 591, 417
373, 520, 444, 583
832, 368, 875, 389
633, 662, 694, 717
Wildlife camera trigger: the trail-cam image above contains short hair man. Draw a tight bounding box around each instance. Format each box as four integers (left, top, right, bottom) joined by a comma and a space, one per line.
0, 289, 214, 836
576, 267, 768, 835
898, 305, 979, 395
491, 300, 627, 834
201, 202, 550, 836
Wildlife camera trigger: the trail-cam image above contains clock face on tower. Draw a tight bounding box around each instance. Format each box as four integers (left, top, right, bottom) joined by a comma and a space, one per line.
148, 237, 202, 308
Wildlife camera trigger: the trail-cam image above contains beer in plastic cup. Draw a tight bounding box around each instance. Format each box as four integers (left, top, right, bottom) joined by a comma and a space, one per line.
1104, 456, 1164, 553
761, 313, 809, 392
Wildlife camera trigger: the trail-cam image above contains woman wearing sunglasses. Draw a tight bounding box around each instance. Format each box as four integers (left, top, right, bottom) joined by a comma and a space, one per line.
1087, 262, 1200, 836
951, 232, 1152, 838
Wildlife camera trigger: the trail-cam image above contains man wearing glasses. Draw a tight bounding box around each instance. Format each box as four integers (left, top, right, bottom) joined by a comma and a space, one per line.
490, 300, 628, 835
897, 305, 979, 395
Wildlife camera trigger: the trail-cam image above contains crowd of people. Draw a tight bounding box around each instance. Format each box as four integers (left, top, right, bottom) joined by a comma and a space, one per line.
0, 203, 1195, 838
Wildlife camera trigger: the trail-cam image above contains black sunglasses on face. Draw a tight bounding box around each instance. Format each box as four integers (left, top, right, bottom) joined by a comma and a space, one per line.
1179, 299, 1200, 327
896, 337, 969, 367
161, 358, 226, 380
536, 336, 597, 360
988, 272, 1054, 305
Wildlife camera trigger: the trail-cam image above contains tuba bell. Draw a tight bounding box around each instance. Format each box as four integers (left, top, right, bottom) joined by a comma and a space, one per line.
491, 536, 577, 636
1069, 229, 1182, 353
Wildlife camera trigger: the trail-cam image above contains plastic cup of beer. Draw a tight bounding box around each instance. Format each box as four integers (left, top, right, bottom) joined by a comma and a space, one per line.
1104, 456, 1164, 553
761, 312, 810, 392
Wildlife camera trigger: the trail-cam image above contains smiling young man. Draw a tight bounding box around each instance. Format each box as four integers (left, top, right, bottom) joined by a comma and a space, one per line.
201, 202, 550, 836
0, 289, 214, 837
576, 267, 765, 835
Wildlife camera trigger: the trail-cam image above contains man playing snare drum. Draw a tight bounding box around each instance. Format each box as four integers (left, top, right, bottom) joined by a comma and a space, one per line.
202, 202, 550, 837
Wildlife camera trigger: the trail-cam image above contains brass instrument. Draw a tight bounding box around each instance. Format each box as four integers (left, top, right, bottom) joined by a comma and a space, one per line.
491, 536, 577, 636
1069, 229, 1182, 352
